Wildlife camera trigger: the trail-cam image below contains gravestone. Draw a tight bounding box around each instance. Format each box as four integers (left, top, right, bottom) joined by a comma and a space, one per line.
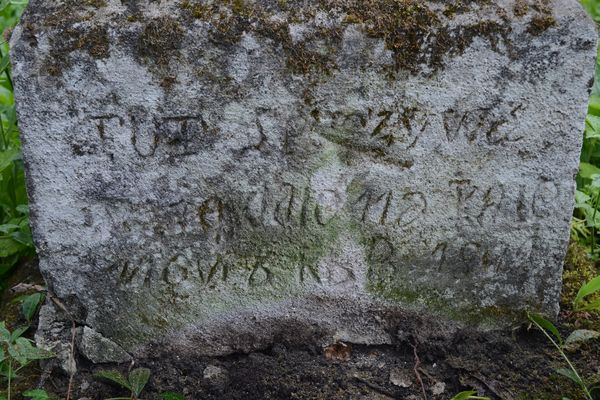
11, 0, 596, 361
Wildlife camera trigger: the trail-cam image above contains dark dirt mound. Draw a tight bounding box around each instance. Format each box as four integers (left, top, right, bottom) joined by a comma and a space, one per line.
35, 321, 599, 400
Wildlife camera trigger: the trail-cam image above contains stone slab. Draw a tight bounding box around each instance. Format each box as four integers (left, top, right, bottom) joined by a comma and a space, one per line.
11, 0, 596, 360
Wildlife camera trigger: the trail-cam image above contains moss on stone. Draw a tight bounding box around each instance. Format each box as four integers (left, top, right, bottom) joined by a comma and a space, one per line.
526, 15, 556, 35
138, 16, 185, 67
368, 279, 530, 326
41, 24, 110, 76
513, 0, 529, 17
561, 241, 600, 331
78, 25, 110, 59
177, 0, 511, 76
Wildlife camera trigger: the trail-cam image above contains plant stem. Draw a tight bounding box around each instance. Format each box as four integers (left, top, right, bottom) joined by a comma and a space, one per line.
592, 191, 600, 257
0, 112, 5, 152
0, 44, 13, 91
531, 318, 593, 400
7, 359, 11, 400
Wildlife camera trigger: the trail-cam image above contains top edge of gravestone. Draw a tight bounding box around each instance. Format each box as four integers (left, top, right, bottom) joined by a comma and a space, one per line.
13, 0, 596, 79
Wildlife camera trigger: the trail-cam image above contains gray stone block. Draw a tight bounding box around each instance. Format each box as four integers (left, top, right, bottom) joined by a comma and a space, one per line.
11, 0, 596, 361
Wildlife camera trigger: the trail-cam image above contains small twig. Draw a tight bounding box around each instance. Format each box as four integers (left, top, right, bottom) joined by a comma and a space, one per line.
7, 359, 12, 400
65, 320, 76, 400
411, 341, 427, 400
352, 375, 396, 398
418, 367, 435, 383
10, 283, 46, 294
468, 373, 508, 400
49, 296, 77, 400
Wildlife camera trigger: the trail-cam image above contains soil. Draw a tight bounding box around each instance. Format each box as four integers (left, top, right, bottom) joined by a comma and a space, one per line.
2, 244, 600, 400
45, 324, 598, 400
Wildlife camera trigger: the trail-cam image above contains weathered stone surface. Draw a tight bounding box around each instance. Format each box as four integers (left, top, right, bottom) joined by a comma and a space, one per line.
11, 0, 596, 360
77, 326, 132, 364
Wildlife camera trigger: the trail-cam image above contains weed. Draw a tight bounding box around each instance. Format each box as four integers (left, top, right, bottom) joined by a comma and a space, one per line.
527, 313, 600, 400
18, 293, 43, 323
95, 368, 151, 400
0, 322, 53, 400
573, 275, 600, 312
160, 393, 185, 400
22, 389, 51, 400
0, 0, 32, 288
450, 390, 490, 400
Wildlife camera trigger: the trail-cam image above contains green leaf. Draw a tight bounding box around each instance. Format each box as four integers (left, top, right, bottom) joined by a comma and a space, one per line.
0, 223, 19, 233
0, 0, 11, 12
15, 204, 28, 214
579, 162, 600, 179
0, 361, 16, 379
10, 325, 29, 342
574, 276, 600, 309
128, 367, 151, 397
0, 321, 10, 341
528, 313, 563, 345
556, 368, 583, 386
0, 236, 24, 257
23, 389, 50, 400
450, 391, 489, 400
11, 230, 33, 247
0, 54, 9, 75
21, 293, 43, 321
575, 190, 591, 205
161, 392, 185, 400
95, 370, 131, 391
585, 115, 600, 139
0, 147, 18, 172
576, 296, 600, 312
8, 337, 53, 366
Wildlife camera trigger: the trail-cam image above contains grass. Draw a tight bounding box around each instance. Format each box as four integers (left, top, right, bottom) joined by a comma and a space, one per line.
574, 0, 600, 259
0, 0, 31, 291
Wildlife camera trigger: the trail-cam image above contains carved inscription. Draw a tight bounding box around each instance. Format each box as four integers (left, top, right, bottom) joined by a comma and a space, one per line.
443, 103, 525, 145
450, 179, 559, 226
131, 114, 208, 157
354, 189, 427, 227
82, 98, 528, 165
433, 235, 538, 276
90, 93, 557, 295
314, 105, 429, 164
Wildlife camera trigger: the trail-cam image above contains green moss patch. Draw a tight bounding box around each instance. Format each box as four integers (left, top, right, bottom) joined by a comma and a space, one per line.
526, 15, 556, 35
561, 241, 600, 331
138, 17, 184, 68
42, 24, 110, 76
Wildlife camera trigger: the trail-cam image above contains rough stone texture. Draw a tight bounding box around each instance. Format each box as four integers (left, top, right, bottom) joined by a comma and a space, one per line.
11, 0, 596, 361
77, 326, 132, 363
